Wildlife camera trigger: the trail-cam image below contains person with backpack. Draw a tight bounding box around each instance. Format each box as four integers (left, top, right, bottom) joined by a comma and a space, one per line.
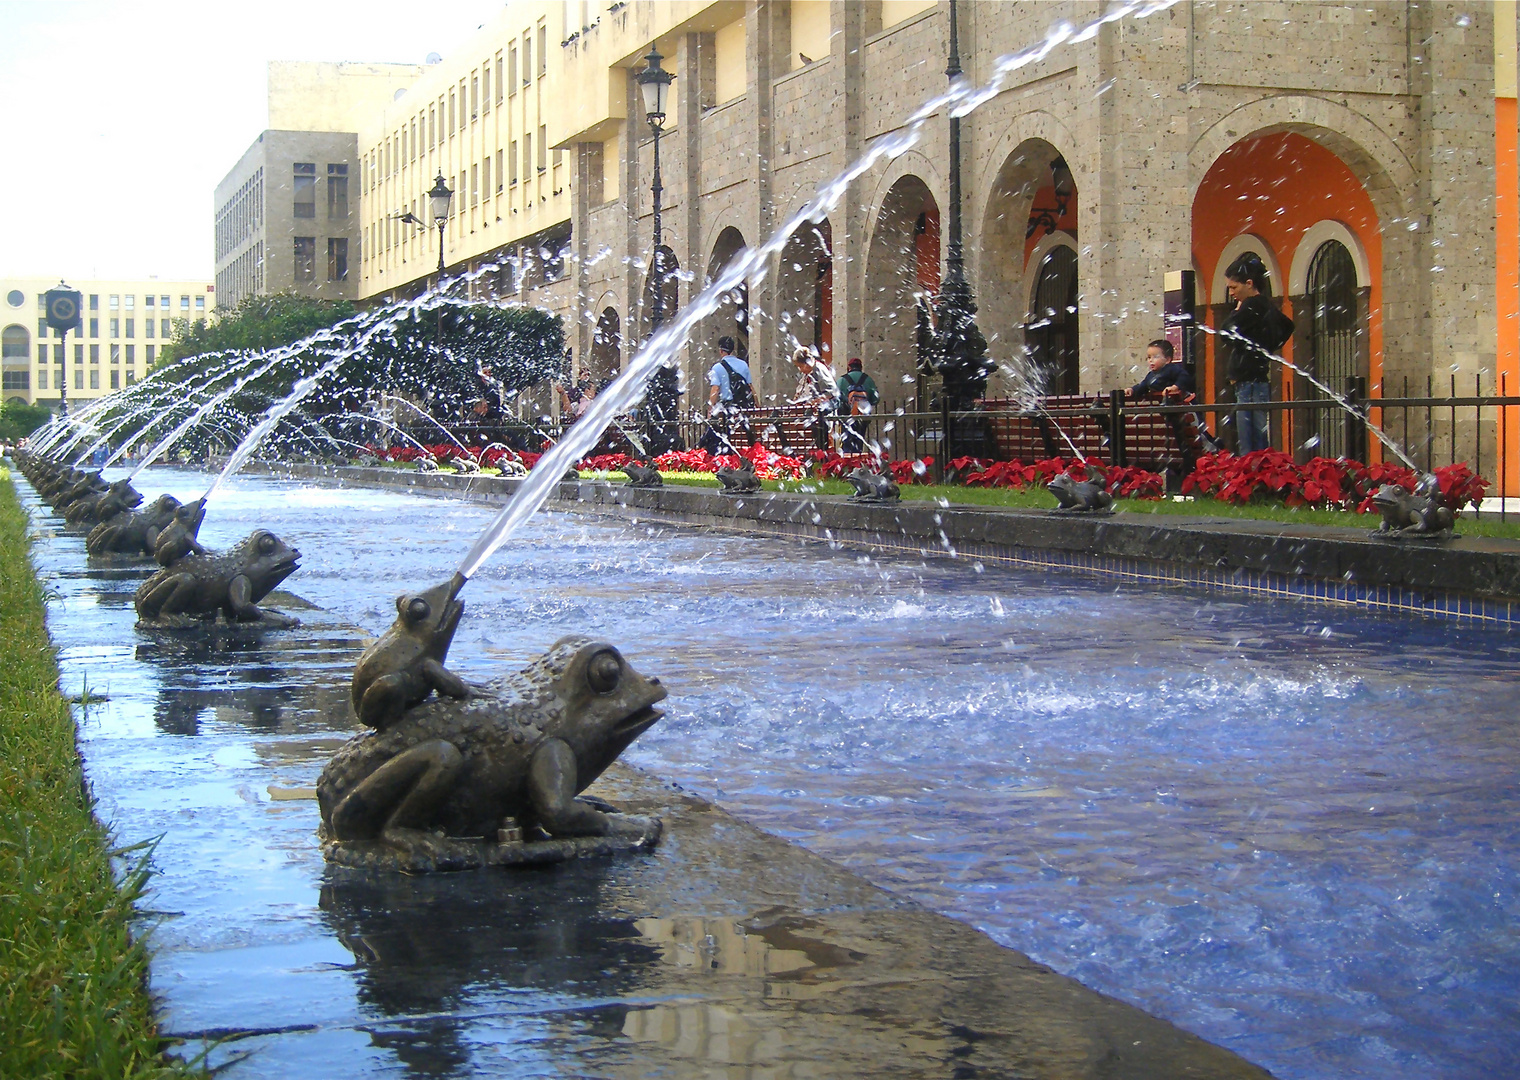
704, 335, 754, 451
1221, 253, 1294, 454
835, 357, 880, 453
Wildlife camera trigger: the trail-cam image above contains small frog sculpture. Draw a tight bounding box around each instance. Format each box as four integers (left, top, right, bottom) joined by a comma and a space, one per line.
318, 635, 666, 872
134, 528, 301, 627
53, 472, 108, 511
152, 498, 209, 567
87, 493, 184, 556
63, 478, 142, 526
624, 462, 664, 488
717, 458, 762, 494
844, 467, 900, 503
1047, 468, 1114, 513
351, 572, 473, 729
1371, 477, 1454, 537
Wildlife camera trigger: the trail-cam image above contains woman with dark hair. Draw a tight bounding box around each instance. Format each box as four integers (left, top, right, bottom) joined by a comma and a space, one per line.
1221, 253, 1292, 454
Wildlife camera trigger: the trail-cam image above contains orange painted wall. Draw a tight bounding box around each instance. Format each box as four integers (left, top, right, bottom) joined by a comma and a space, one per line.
1191, 132, 1384, 439
916, 203, 941, 295
1497, 97, 1518, 494
1022, 183, 1079, 270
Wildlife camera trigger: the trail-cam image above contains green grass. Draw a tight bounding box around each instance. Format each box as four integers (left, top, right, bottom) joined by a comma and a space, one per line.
0, 469, 200, 1078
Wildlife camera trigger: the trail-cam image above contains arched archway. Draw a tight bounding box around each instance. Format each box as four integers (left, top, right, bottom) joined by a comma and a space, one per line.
638, 245, 680, 346
700, 227, 749, 382
978, 142, 1078, 396
588, 308, 621, 388
864, 175, 939, 409
1300, 239, 1366, 459
775, 219, 833, 403
1193, 131, 1383, 456
1024, 243, 1079, 395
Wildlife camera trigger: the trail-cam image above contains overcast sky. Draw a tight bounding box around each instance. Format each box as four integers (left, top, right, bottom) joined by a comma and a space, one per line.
0, 0, 503, 282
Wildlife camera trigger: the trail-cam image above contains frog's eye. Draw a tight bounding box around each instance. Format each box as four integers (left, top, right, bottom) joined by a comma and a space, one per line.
586, 650, 621, 694
257, 533, 277, 554
406, 598, 431, 623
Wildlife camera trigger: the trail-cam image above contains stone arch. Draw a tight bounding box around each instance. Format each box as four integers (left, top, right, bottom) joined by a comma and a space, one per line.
699, 226, 750, 377
774, 217, 833, 405
864, 173, 940, 410
1288, 220, 1371, 295
588, 307, 621, 388
637, 244, 680, 348
1211, 233, 1284, 303
977, 134, 1080, 396
1024, 230, 1078, 314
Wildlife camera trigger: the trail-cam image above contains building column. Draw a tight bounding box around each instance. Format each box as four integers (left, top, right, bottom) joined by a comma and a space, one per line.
747, 0, 785, 404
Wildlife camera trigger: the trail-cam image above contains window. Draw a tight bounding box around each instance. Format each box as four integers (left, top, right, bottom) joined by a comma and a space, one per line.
88, 294, 98, 311
496, 149, 504, 191
537, 24, 547, 76
90, 345, 99, 363
429, 106, 435, 147
74, 367, 83, 389
125, 318, 134, 338
109, 295, 119, 309
127, 372, 136, 385
327, 238, 348, 281
146, 345, 155, 364
523, 34, 532, 84
482, 155, 491, 198
524, 133, 532, 182
109, 318, 119, 337
180, 295, 189, 310
110, 344, 120, 364
509, 46, 517, 93
110, 370, 119, 390
471, 75, 479, 119
146, 295, 156, 309
74, 344, 83, 363
125, 345, 134, 364
4, 290, 23, 308
195, 296, 205, 312
510, 141, 518, 184
37, 368, 45, 389
538, 125, 547, 171
495, 54, 504, 103
448, 90, 455, 134
1, 372, 28, 390
125, 295, 134, 309
161, 295, 169, 309
294, 162, 317, 218
471, 164, 479, 207
53, 343, 63, 363
294, 236, 316, 282
37, 319, 46, 338
89, 369, 99, 389
328, 164, 349, 218
484, 62, 492, 111
145, 319, 154, 338
161, 319, 169, 337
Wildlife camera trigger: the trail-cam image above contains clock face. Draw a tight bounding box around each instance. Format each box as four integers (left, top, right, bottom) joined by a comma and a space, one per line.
45, 291, 82, 330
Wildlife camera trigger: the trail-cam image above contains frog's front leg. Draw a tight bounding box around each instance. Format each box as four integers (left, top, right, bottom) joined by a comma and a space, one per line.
141, 574, 199, 618
421, 658, 472, 700
227, 573, 299, 627
328, 739, 464, 841
528, 738, 612, 837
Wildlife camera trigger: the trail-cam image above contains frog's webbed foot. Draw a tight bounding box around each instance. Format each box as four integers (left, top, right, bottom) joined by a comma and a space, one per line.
528, 738, 612, 837
328, 739, 464, 841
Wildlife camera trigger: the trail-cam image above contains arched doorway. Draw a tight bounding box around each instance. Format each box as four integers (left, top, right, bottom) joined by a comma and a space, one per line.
701, 227, 749, 378
588, 308, 621, 388
776, 219, 833, 397
639, 244, 680, 345
1024, 244, 1079, 395
1302, 239, 1363, 458
979, 143, 1078, 396
865, 174, 940, 408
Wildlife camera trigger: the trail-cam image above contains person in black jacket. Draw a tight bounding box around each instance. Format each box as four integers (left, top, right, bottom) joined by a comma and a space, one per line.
1128, 339, 1196, 399
1221, 253, 1292, 454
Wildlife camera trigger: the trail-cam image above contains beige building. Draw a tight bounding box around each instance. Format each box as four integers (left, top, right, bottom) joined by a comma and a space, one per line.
216, 62, 426, 311
1, 277, 213, 409
357, 2, 574, 312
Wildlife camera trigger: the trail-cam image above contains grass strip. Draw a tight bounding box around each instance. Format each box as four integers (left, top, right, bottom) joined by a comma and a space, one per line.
0, 469, 198, 1078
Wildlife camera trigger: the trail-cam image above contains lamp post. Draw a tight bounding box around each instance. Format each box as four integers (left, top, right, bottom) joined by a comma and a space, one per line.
44, 281, 82, 418
636, 47, 678, 452
427, 174, 453, 351
933, 0, 990, 472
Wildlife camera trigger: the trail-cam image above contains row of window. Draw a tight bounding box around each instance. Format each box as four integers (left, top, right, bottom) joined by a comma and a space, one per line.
293, 237, 349, 283
14, 367, 138, 391
34, 343, 153, 364
294, 163, 349, 220
35, 292, 202, 315
215, 167, 264, 260
38, 317, 179, 340
363, 20, 548, 193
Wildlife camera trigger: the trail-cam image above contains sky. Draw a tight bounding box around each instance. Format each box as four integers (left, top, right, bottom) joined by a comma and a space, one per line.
0, 0, 504, 282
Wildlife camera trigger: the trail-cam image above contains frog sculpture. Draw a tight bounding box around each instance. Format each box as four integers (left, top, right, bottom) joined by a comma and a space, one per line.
624, 462, 664, 488
1371, 477, 1455, 537
350, 573, 473, 729
151, 498, 209, 567
716, 458, 761, 494
134, 528, 301, 626
844, 467, 900, 503
1047, 469, 1114, 513
318, 635, 666, 873
86, 493, 184, 557
62, 478, 142, 526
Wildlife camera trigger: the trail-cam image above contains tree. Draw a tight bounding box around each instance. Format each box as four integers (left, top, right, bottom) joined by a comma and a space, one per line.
0, 401, 52, 442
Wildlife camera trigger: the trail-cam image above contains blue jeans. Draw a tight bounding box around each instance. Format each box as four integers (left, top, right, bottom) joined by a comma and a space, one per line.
1233, 380, 1271, 454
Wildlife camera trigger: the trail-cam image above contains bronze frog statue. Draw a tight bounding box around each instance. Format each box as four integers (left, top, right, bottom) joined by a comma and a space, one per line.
86, 493, 183, 557
63, 478, 142, 526
844, 466, 900, 503
134, 528, 301, 626
351, 572, 472, 729
1047, 469, 1114, 513
624, 462, 664, 488
318, 635, 665, 873
1371, 478, 1454, 537
152, 498, 209, 567
716, 458, 761, 494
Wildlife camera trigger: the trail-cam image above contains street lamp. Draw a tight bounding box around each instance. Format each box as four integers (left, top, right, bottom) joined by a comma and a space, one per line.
428, 173, 453, 276
636, 46, 679, 453
933, 0, 991, 469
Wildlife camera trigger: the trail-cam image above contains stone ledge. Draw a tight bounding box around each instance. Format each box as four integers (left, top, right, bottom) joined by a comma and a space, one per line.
242, 463, 1520, 623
